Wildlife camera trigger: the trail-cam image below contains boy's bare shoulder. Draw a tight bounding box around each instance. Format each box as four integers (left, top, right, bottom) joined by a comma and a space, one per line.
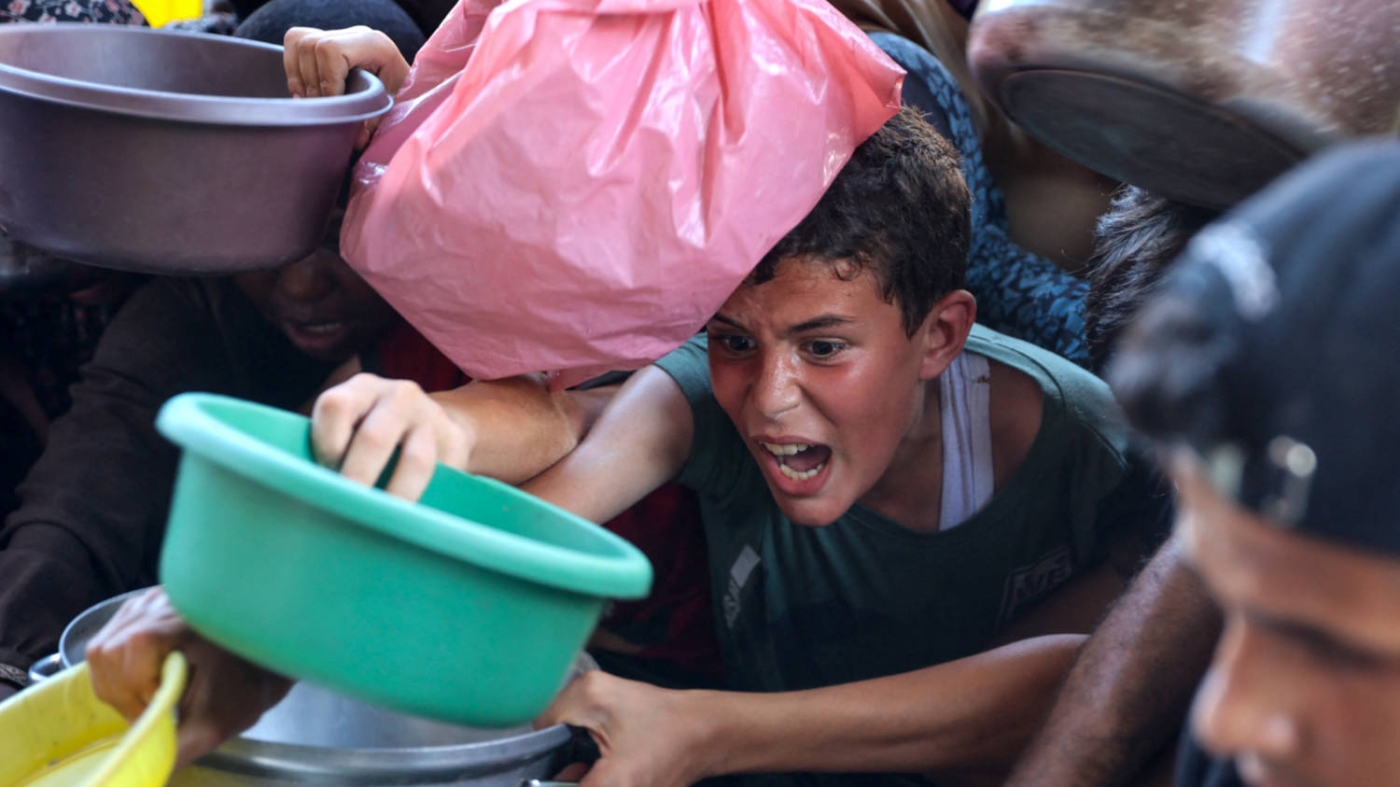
988, 358, 1044, 490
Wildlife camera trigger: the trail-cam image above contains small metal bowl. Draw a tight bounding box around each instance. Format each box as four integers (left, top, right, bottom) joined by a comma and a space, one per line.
0, 25, 392, 274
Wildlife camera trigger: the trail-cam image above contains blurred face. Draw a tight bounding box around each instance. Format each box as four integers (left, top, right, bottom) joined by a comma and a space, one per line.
234, 214, 399, 364
705, 258, 967, 527
1176, 454, 1400, 787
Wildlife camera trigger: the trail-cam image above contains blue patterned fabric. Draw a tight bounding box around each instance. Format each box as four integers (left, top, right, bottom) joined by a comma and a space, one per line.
871, 32, 1089, 368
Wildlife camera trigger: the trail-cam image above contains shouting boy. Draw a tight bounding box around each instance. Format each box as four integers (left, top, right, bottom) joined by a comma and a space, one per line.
87, 108, 1165, 786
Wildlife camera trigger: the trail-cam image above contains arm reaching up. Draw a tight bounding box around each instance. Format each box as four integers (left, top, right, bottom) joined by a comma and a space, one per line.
1003, 536, 1222, 787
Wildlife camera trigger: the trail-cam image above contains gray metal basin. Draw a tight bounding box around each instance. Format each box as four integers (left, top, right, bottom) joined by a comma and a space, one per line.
40, 590, 587, 786
0, 25, 391, 274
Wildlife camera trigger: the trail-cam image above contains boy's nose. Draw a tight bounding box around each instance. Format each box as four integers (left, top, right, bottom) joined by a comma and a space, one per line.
751, 352, 802, 419
275, 251, 337, 302
1192, 621, 1302, 765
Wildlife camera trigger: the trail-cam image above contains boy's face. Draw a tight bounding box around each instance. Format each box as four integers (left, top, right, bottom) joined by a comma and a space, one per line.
1176, 454, 1400, 787
234, 213, 399, 364
705, 258, 959, 527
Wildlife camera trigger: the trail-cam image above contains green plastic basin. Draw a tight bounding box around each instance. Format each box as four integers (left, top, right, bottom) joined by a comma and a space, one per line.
154, 393, 652, 728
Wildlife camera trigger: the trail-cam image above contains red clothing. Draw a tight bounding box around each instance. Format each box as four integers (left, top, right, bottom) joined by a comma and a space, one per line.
372, 322, 722, 680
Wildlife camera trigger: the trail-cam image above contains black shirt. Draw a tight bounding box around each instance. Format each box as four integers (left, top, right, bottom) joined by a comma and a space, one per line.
0, 277, 336, 678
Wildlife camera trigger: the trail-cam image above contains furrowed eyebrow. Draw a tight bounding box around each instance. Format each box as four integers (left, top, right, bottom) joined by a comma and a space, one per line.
706, 313, 854, 335
708, 314, 745, 330
787, 315, 853, 335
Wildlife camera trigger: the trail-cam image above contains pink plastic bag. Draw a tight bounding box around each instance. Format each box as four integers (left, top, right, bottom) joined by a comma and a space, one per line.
342, 0, 903, 386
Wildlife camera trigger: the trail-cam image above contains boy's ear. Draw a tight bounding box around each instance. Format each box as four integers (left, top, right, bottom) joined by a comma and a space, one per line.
916, 289, 976, 380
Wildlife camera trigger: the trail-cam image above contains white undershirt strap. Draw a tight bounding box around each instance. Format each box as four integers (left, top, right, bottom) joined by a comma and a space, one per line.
939, 351, 994, 530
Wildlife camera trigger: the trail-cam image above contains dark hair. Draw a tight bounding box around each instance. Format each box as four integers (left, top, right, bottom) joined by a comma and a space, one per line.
1083, 186, 1219, 372
233, 0, 426, 62
1108, 288, 1243, 448
747, 106, 970, 335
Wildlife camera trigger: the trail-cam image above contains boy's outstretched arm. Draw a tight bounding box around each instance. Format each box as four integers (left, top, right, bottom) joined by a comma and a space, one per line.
312, 372, 598, 502
522, 365, 695, 525
86, 367, 694, 766
538, 634, 1086, 787
1002, 537, 1222, 787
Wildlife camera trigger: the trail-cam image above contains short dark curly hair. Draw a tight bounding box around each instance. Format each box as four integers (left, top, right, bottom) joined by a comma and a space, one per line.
746, 106, 970, 336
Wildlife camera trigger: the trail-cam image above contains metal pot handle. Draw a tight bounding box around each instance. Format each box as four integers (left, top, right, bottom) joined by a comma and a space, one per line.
26, 653, 63, 685
518, 725, 597, 787
564, 725, 600, 766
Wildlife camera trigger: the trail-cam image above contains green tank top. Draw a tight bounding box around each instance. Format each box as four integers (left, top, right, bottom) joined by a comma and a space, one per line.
654, 325, 1165, 787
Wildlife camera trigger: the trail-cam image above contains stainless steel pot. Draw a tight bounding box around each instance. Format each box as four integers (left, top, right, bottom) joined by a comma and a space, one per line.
0, 25, 391, 274
34, 591, 592, 786
968, 0, 1400, 208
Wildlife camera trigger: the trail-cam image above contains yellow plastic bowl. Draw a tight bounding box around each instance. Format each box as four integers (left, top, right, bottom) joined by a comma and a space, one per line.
0, 653, 186, 787
130, 0, 203, 27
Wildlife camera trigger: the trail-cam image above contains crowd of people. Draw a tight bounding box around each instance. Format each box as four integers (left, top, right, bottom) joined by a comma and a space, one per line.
2, 1, 1397, 787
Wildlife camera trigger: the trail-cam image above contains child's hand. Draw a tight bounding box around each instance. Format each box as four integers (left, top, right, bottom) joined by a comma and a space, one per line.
282, 26, 412, 147
85, 588, 291, 768
311, 373, 472, 502
535, 671, 716, 787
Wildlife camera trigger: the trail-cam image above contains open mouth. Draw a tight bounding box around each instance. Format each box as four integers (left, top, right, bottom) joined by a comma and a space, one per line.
289, 321, 346, 335
758, 441, 833, 481
281, 320, 353, 355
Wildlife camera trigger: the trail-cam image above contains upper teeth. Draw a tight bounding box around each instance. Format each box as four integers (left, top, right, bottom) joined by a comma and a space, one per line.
761, 442, 809, 456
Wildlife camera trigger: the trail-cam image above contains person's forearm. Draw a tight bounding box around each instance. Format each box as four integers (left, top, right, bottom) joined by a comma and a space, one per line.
0, 523, 112, 684
432, 374, 593, 485
1003, 537, 1222, 787
522, 366, 693, 524
690, 634, 1085, 782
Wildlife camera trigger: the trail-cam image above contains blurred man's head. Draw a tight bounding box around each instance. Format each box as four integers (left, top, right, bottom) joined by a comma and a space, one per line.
1083, 185, 1218, 373
1108, 142, 1400, 787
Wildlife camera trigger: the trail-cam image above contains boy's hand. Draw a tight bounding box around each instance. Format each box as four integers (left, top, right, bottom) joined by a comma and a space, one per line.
311, 373, 471, 502
282, 26, 411, 147
85, 587, 291, 768
536, 671, 717, 787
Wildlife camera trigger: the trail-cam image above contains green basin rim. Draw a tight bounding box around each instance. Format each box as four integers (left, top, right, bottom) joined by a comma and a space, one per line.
155, 393, 652, 600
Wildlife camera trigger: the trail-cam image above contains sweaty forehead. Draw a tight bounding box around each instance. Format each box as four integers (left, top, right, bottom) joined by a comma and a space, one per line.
1178, 462, 1400, 656
723, 260, 889, 318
